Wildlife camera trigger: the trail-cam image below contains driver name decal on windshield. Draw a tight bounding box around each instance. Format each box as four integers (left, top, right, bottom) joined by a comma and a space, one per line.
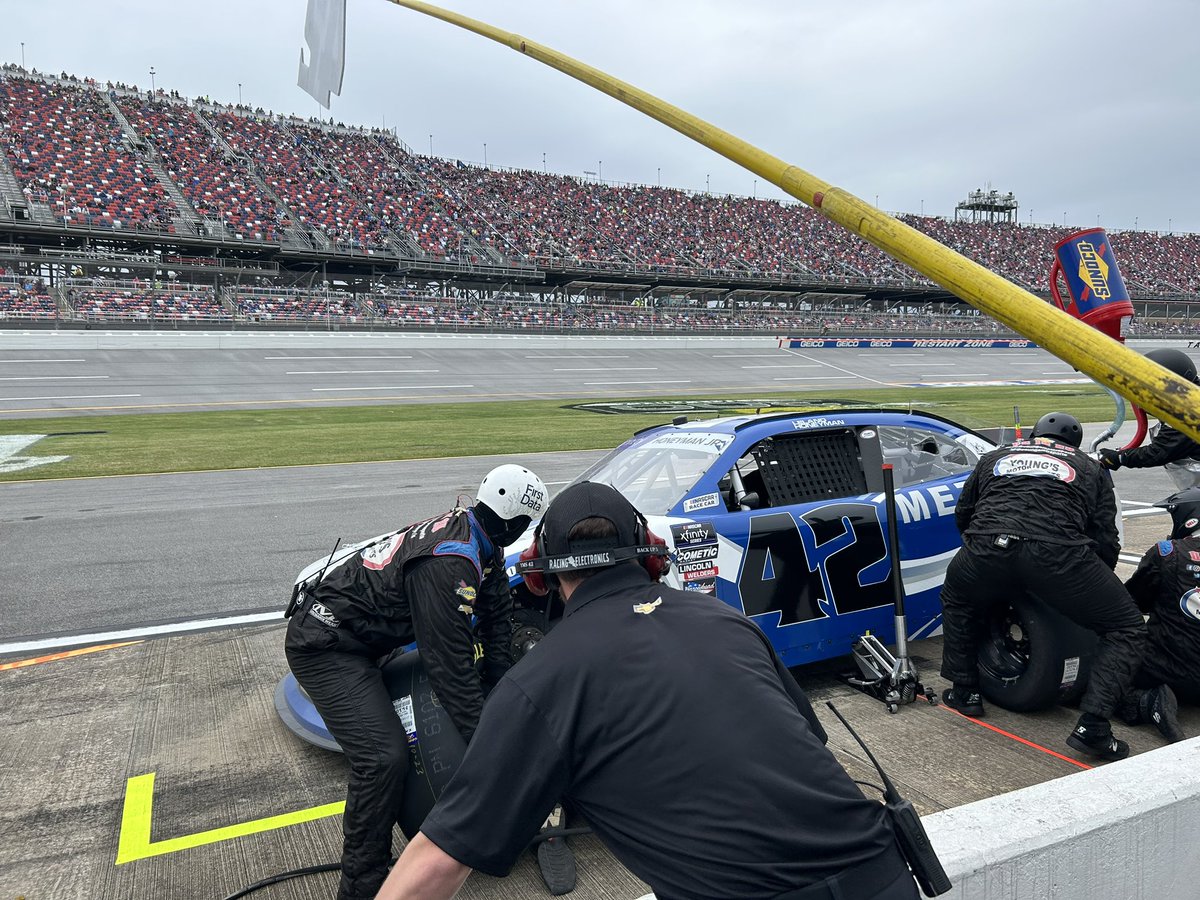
994, 454, 1076, 482
639, 432, 732, 453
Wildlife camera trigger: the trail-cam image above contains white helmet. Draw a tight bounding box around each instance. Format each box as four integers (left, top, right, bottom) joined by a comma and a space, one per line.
476, 464, 548, 530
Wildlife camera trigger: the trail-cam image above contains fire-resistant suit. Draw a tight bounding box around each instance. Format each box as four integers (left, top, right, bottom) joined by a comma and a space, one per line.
939, 437, 1147, 719
1124, 536, 1200, 704
284, 506, 512, 900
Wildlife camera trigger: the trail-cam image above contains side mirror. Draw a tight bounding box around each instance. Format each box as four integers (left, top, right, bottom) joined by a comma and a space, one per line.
738, 491, 761, 511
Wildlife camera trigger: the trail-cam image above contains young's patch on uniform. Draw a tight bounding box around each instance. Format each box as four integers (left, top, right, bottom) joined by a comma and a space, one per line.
993, 453, 1076, 483
1160, 541, 1178, 557
682, 492, 721, 513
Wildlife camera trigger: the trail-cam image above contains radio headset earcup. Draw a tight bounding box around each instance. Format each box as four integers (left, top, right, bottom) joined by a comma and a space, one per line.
643, 526, 670, 581
519, 523, 550, 596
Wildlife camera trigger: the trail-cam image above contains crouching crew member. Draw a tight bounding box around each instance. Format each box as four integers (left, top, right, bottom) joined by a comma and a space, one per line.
378, 481, 920, 900
939, 412, 1147, 761
1115, 487, 1200, 742
284, 465, 548, 900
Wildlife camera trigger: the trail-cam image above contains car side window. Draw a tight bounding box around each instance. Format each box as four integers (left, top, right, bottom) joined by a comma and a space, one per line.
877, 425, 979, 487
720, 428, 868, 510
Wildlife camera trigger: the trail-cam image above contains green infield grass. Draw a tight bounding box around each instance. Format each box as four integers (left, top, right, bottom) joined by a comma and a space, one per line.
0, 383, 1115, 482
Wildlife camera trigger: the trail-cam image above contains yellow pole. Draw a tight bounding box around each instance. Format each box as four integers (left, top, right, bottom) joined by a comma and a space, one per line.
386, 0, 1200, 443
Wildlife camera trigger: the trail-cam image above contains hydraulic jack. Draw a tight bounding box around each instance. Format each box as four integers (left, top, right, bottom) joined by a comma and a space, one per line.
843, 464, 939, 713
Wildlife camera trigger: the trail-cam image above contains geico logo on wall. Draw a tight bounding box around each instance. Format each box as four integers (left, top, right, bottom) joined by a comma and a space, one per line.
565, 398, 877, 415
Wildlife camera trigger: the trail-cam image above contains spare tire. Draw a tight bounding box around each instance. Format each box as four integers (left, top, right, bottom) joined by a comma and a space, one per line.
977, 595, 1098, 712
382, 651, 468, 839
274, 651, 467, 839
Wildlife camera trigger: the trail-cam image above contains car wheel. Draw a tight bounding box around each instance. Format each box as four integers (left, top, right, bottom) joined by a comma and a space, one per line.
977, 595, 1098, 712
511, 605, 551, 662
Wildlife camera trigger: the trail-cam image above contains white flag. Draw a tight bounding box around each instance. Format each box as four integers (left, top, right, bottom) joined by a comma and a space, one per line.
298, 0, 347, 108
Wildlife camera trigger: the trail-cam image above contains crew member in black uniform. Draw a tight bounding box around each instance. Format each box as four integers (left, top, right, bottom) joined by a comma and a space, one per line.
939, 412, 1147, 761
1114, 486, 1200, 742
284, 464, 548, 900
1099, 348, 1200, 481
377, 481, 920, 900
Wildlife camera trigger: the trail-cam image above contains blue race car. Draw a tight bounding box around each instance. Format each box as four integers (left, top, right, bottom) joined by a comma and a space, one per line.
278, 407, 1095, 750
507, 408, 993, 669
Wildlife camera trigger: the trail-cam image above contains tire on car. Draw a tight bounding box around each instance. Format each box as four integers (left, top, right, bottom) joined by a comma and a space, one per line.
976, 594, 1098, 712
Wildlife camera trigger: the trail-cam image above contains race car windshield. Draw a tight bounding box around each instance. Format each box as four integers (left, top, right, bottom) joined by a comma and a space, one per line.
575, 432, 732, 515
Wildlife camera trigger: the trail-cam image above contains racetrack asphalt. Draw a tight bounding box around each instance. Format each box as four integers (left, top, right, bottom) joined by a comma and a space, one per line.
0, 330, 1106, 418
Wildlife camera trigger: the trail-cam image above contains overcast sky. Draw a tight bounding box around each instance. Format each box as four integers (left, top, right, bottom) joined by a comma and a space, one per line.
5, 1, 1198, 233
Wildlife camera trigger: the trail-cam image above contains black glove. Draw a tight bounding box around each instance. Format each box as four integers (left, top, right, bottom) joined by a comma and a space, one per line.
1098, 448, 1124, 470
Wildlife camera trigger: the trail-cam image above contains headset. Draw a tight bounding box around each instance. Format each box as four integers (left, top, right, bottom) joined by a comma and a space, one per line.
516, 482, 671, 596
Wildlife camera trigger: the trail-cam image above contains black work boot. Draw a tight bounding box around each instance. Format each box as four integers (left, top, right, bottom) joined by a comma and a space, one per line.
942, 685, 985, 717
1144, 685, 1186, 743
1066, 716, 1129, 762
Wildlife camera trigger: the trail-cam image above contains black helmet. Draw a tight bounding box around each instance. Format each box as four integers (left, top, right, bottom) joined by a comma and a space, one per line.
1145, 348, 1199, 384
1155, 487, 1200, 540
1030, 412, 1083, 448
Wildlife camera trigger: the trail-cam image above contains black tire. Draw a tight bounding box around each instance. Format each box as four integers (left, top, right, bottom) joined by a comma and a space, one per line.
977, 595, 1098, 712
510, 605, 551, 663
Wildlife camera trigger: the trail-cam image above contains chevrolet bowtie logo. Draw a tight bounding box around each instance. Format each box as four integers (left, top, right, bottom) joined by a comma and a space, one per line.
633, 598, 662, 615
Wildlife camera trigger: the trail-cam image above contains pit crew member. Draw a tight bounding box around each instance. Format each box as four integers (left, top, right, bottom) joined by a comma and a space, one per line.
377, 481, 920, 900
1115, 487, 1200, 742
939, 412, 1147, 761
284, 464, 548, 900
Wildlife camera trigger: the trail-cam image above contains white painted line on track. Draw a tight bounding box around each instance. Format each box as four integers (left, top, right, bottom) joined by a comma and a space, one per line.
1118, 553, 1143, 565
780, 348, 890, 385
286, 369, 439, 375
773, 376, 857, 381
311, 384, 474, 392
740, 364, 820, 369
1042, 371, 1076, 375
887, 363, 955, 367
0, 611, 283, 656
525, 355, 629, 359
711, 354, 782, 358
585, 380, 691, 385
265, 355, 413, 360
1123, 508, 1167, 518
0, 393, 141, 401
0, 358, 86, 363
1123, 500, 1155, 507
554, 367, 656, 372
0, 375, 109, 381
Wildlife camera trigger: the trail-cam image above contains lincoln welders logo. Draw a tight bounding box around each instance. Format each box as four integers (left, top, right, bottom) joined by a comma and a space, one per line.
1075, 240, 1112, 301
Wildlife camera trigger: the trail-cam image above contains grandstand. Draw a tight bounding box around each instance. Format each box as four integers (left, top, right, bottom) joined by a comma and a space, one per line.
2, 65, 1198, 333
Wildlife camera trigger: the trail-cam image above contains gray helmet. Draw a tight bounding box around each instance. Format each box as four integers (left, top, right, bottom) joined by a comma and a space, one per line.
1030, 412, 1083, 448
1155, 487, 1200, 540
1145, 348, 1199, 384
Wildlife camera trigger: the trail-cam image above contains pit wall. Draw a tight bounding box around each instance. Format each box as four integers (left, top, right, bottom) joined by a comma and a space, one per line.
924, 736, 1200, 898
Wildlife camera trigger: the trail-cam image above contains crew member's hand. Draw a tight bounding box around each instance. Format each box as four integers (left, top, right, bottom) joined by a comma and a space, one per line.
1098, 449, 1124, 470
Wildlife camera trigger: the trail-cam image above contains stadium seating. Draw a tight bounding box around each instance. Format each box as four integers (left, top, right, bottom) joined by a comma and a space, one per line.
115, 96, 285, 242
67, 282, 228, 321
0, 77, 176, 230
0, 68, 1197, 329
0, 276, 56, 319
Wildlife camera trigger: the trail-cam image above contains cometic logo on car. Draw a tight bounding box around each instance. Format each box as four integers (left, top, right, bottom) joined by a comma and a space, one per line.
994, 454, 1076, 483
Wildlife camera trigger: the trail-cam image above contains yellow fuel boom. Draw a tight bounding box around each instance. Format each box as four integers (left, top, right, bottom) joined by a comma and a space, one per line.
387, 0, 1200, 442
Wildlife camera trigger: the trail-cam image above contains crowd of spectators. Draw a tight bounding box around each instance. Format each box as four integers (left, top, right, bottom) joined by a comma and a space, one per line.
0, 76, 177, 231
115, 96, 287, 242
1, 67, 1198, 306
0, 273, 56, 319
65, 280, 228, 321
